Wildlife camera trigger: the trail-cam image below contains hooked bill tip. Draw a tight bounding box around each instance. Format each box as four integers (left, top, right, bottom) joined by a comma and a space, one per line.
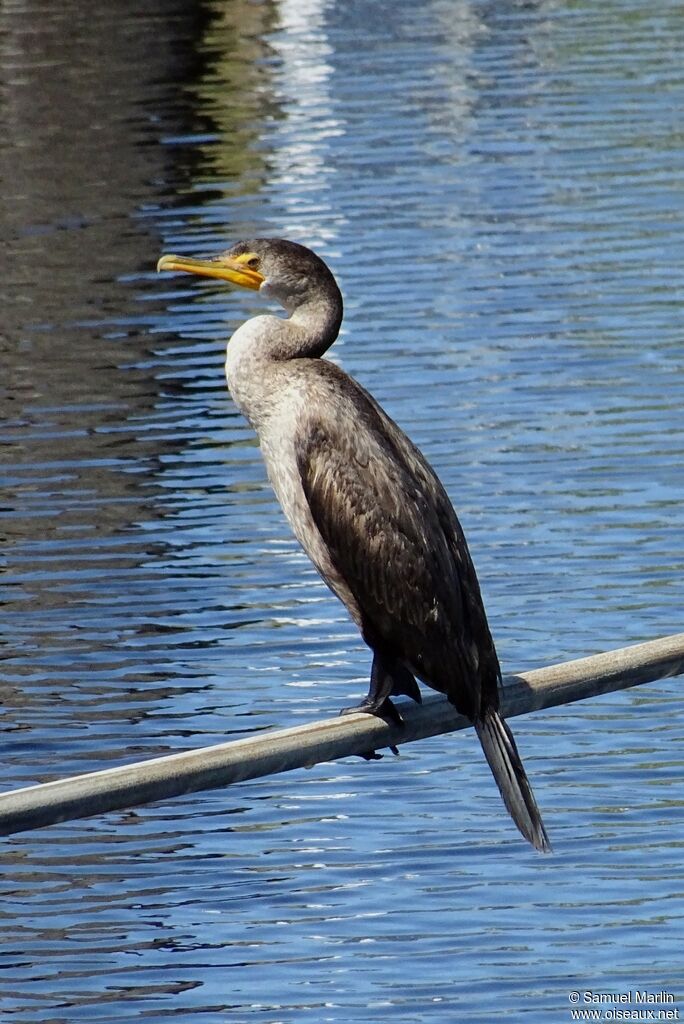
157, 254, 178, 273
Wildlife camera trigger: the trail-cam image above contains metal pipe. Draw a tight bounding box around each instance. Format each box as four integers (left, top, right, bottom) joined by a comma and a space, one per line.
1, 633, 682, 837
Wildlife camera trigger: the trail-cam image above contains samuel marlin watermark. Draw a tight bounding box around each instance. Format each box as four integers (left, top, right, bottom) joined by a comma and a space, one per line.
567, 991, 679, 1022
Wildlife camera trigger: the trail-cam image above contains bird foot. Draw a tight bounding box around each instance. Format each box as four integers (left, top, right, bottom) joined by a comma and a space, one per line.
340, 697, 402, 760
356, 745, 400, 761
340, 696, 404, 726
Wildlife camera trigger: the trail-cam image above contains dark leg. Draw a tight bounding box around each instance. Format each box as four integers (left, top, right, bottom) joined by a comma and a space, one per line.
341, 650, 421, 725
388, 661, 422, 705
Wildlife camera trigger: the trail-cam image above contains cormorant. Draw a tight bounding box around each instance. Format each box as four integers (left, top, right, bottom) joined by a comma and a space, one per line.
158, 239, 551, 852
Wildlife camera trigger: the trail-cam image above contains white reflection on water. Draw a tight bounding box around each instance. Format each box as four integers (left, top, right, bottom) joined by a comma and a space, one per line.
0, 0, 682, 1021
267, 0, 344, 245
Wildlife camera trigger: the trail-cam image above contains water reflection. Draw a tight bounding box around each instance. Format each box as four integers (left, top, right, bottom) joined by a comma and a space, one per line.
0, 1, 284, 766
1, 0, 683, 1021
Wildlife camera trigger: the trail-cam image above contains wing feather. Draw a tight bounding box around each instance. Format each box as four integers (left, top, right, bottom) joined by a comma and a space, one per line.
294, 375, 499, 714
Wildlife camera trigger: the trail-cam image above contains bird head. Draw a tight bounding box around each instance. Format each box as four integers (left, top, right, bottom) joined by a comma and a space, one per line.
157, 238, 340, 317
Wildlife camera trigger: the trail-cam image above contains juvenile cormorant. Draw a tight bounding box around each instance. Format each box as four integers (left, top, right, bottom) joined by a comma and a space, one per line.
158, 239, 550, 853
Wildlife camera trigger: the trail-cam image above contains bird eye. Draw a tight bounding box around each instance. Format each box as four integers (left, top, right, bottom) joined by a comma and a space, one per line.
245, 256, 260, 269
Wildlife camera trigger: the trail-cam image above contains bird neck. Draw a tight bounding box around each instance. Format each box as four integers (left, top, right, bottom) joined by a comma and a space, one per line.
224, 294, 343, 426
287, 291, 343, 358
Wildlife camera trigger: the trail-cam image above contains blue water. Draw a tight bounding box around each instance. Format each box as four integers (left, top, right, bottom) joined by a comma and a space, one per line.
1, 0, 682, 1020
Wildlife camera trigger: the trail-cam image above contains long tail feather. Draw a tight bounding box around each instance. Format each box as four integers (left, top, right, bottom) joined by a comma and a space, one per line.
474, 710, 551, 853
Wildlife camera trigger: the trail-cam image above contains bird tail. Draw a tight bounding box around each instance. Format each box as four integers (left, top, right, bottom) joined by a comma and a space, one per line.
474, 709, 551, 853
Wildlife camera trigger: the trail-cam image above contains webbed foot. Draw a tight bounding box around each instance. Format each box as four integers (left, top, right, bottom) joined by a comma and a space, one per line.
340, 695, 404, 726
340, 695, 402, 760
341, 650, 418, 759
357, 745, 400, 761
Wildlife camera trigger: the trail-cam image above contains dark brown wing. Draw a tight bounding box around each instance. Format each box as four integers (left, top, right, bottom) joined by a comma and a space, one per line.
295, 376, 500, 718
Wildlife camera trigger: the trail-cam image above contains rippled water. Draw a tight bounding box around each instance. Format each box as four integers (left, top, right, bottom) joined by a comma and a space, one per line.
1, 0, 683, 1020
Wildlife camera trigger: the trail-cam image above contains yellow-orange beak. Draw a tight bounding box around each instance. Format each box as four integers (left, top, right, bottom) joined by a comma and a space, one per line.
156, 252, 265, 291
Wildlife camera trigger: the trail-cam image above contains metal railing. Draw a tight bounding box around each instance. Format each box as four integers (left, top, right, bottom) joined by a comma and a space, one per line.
0, 633, 682, 837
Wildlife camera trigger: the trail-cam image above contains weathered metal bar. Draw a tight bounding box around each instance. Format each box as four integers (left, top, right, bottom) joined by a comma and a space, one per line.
0, 633, 682, 837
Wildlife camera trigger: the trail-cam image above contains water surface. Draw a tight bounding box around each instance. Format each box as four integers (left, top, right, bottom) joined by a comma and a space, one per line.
1, 0, 683, 1021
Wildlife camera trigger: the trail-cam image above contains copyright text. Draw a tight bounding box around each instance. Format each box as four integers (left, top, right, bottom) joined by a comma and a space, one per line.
567, 991, 679, 1022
